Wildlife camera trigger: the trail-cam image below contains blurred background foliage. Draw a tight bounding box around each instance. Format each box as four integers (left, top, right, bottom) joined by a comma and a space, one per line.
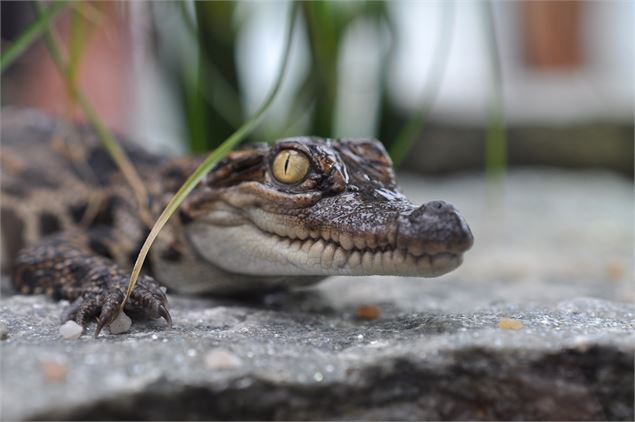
173, 1, 410, 153
1, 0, 633, 178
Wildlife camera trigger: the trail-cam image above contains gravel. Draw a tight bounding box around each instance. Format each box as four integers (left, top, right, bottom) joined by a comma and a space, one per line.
1, 169, 633, 420
59, 321, 83, 340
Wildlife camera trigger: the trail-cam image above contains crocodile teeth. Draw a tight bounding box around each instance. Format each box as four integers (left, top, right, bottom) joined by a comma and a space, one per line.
339, 234, 354, 251
253, 223, 459, 275
381, 250, 395, 272
354, 237, 366, 250
321, 243, 336, 268
308, 240, 324, 266
408, 242, 425, 257
366, 235, 378, 251
362, 251, 374, 268
333, 247, 347, 269
348, 251, 361, 268
295, 228, 309, 240
300, 239, 313, 253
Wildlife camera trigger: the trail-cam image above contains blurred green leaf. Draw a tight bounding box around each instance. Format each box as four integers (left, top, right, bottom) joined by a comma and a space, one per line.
189, 1, 243, 151
67, 4, 88, 104
178, 2, 242, 128
301, 0, 390, 138
482, 0, 507, 180
0, 0, 68, 73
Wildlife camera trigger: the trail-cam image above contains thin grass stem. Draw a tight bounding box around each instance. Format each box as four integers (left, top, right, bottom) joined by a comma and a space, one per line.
35, 1, 154, 227
121, 2, 298, 313
0, 0, 68, 72
482, 0, 507, 180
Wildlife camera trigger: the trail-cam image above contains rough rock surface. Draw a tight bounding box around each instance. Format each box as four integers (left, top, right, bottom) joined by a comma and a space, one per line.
1, 170, 633, 420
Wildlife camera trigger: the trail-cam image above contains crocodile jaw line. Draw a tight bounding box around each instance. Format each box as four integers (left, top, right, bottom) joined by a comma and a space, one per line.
186, 221, 463, 278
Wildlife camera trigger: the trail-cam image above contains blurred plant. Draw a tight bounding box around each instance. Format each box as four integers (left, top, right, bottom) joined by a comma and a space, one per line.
299, 1, 393, 138
481, 0, 507, 180
3, 0, 507, 176
162, 0, 396, 150
185, 1, 244, 152
161, 0, 497, 173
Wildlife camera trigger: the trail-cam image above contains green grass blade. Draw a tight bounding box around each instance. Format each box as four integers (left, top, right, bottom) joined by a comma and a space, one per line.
121, 2, 299, 311
389, 1, 455, 168
67, 5, 88, 96
482, 0, 507, 180
1, 0, 69, 73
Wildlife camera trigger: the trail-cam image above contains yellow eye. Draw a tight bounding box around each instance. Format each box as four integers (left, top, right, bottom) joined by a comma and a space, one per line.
272, 150, 310, 184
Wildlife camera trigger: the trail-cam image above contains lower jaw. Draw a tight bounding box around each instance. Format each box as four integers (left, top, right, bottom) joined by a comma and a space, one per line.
246, 237, 462, 277
284, 243, 462, 277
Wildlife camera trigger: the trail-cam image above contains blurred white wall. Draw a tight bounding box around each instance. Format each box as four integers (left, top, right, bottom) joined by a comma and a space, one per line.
389, 0, 634, 125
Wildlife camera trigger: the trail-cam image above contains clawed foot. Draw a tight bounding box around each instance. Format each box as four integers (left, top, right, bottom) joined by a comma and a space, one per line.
61, 273, 171, 337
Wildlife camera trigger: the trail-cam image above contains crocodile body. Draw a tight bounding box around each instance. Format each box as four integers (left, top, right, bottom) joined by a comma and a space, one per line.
1, 109, 473, 335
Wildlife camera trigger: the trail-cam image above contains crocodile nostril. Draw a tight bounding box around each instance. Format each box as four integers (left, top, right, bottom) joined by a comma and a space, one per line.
427, 200, 447, 211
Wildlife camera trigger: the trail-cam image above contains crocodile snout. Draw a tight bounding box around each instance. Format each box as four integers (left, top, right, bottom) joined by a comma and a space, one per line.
400, 200, 474, 256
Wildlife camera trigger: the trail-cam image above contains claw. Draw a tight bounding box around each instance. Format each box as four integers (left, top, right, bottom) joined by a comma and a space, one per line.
158, 304, 172, 328
156, 286, 168, 303
94, 314, 110, 338
94, 290, 125, 338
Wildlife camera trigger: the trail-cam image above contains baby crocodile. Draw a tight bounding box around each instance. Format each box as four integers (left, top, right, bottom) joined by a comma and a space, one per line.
1, 109, 473, 334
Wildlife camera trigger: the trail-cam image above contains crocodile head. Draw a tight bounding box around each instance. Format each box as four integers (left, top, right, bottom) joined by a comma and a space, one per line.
176, 137, 473, 291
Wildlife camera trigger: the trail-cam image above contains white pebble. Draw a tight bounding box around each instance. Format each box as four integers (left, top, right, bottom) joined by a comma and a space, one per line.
59, 321, 83, 339
204, 349, 242, 371
108, 311, 132, 334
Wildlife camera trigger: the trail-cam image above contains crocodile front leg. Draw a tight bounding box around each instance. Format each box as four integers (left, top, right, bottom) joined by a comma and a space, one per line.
11, 229, 171, 336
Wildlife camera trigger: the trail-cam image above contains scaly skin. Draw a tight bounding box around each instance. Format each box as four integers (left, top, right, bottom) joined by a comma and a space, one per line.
1, 109, 473, 335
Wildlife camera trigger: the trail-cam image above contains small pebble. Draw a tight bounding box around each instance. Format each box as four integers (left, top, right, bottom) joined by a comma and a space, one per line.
356, 304, 381, 320
109, 311, 132, 335
497, 318, 524, 330
59, 321, 83, 339
41, 360, 68, 383
606, 260, 625, 281
204, 349, 242, 371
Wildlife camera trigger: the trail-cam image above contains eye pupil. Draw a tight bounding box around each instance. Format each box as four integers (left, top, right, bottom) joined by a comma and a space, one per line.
272, 149, 310, 184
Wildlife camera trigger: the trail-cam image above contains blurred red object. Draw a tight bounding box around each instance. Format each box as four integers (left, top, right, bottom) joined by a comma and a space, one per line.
17, 2, 132, 133
522, 0, 583, 70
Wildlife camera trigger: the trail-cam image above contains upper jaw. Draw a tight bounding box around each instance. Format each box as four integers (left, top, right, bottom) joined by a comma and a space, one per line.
245, 194, 474, 258
228, 200, 472, 277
